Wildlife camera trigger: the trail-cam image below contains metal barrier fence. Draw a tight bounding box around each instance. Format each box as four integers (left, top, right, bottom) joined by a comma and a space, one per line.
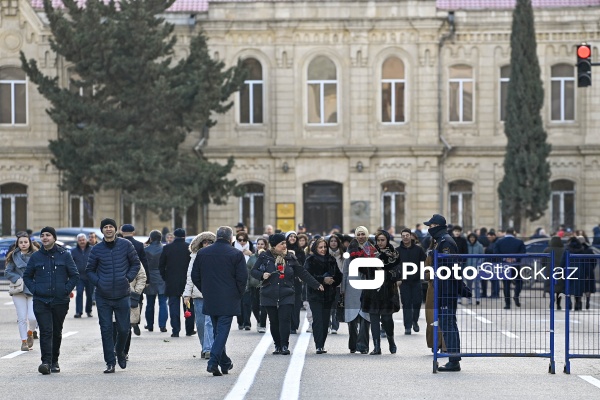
564, 252, 600, 374
432, 251, 556, 374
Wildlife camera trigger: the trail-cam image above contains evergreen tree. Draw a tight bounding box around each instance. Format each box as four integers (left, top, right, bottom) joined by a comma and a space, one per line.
21, 0, 245, 220
498, 0, 551, 232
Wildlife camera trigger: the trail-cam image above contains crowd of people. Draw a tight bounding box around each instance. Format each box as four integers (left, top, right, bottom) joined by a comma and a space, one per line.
3, 216, 598, 375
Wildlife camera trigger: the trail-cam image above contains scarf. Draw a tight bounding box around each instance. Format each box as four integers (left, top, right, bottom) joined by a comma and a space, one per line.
234, 240, 250, 262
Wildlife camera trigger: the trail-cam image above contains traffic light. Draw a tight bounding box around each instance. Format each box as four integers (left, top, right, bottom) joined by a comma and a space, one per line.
577, 43, 592, 87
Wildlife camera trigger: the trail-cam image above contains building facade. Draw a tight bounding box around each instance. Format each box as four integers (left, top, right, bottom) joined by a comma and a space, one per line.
1, 0, 599, 236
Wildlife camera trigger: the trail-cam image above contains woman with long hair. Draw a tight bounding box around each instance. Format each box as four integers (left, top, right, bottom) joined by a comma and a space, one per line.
183, 232, 216, 359
246, 237, 269, 333
251, 233, 323, 355
4, 232, 40, 351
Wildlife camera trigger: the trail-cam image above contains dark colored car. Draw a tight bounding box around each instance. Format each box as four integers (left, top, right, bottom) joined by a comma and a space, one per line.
31, 227, 103, 241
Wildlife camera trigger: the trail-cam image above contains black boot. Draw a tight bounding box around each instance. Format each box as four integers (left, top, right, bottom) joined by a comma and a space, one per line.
370, 339, 381, 355
575, 297, 583, 311
387, 335, 397, 354
586, 296, 590, 310
556, 295, 562, 310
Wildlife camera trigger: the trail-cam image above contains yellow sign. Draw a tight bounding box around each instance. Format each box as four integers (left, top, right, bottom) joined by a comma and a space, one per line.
276, 203, 295, 218
277, 219, 295, 232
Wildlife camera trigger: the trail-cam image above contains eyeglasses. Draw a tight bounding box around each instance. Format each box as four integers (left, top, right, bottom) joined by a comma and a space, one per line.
237, 239, 247, 243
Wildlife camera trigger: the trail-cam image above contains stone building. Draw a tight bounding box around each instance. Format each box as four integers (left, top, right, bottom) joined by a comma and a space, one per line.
0, 0, 599, 236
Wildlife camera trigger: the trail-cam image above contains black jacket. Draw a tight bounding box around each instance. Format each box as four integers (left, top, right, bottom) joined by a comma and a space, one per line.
159, 238, 191, 297
429, 226, 463, 306
71, 244, 92, 281
86, 238, 140, 300
360, 244, 401, 315
397, 241, 427, 283
191, 239, 247, 316
124, 236, 150, 284
24, 244, 79, 304
251, 250, 320, 307
304, 253, 342, 304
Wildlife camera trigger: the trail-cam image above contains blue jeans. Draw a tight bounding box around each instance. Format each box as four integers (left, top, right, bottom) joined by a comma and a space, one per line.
96, 295, 130, 366
76, 278, 95, 315
145, 294, 168, 329
208, 315, 233, 370
439, 303, 461, 363
193, 298, 214, 352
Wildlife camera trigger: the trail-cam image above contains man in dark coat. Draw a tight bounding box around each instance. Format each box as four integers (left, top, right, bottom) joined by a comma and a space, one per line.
159, 228, 192, 337
424, 214, 467, 372
121, 224, 149, 336
86, 218, 140, 373
494, 227, 526, 309
71, 233, 94, 318
191, 226, 248, 376
23, 226, 79, 375
397, 228, 427, 335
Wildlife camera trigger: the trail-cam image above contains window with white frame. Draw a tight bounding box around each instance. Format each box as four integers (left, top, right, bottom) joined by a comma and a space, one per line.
0, 67, 27, 125
70, 186, 94, 227
0, 183, 27, 236
307, 56, 337, 125
240, 58, 263, 124
551, 64, 575, 122
239, 183, 264, 235
381, 181, 406, 232
172, 203, 198, 235
381, 57, 405, 123
551, 180, 575, 231
449, 180, 473, 231
499, 65, 510, 121
121, 195, 136, 226
448, 65, 473, 122
69, 71, 95, 98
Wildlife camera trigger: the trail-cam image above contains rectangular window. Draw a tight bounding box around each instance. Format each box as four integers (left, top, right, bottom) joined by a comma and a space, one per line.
240, 81, 264, 124
70, 195, 94, 227
0, 79, 27, 125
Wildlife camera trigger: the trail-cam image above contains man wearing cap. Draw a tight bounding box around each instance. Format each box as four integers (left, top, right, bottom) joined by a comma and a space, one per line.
121, 224, 149, 336
23, 227, 79, 375
71, 233, 94, 318
159, 228, 193, 337
86, 218, 141, 373
423, 214, 467, 372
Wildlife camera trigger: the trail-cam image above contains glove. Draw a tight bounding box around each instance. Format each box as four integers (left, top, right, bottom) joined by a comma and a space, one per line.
130, 297, 139, 308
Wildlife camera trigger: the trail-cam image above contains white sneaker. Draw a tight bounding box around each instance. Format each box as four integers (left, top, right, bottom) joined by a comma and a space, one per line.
330, 329, 337, 334
258, 327, 266, 333
306, 326, 313, 333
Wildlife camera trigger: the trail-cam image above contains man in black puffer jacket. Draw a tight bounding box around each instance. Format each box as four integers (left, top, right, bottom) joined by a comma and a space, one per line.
24, 226, 79, 375
86, 218, 140, 374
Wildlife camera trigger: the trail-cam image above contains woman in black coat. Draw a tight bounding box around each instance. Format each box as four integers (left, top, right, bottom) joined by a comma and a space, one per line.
361, 230, 400, 355
304, 238, 343, 354
251, 234, 323, 355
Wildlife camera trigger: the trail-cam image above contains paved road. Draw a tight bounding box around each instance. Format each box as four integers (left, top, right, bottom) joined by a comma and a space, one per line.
1, 290, 599, 399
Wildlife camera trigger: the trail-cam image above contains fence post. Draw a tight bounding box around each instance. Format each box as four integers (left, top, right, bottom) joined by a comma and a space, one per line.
433, 249, 439, 373
564, 250, 571, 374
549, 249, 556, 374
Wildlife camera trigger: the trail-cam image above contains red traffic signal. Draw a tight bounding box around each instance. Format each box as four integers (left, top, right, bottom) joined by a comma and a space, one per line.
577, 43, 592, 87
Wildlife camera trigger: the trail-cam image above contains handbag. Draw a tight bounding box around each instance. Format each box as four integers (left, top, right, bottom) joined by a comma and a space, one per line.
335, 298, 345, 323
9, 278, 24, 295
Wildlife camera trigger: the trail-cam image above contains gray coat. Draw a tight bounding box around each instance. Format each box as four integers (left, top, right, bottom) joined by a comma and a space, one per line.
341, 257, 370, 323
145, 241, 167, 295
4, 250, 34, 296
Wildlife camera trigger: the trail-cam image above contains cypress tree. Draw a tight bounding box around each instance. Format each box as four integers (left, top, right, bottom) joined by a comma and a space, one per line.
21, 0, 245, 220
498, 0, 551, 232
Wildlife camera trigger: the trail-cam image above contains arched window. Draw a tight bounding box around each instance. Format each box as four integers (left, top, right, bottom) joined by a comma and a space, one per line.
551, 180, 575, 231
381, 181, 406, 231
70, 186, 94, 227
239, 183, 264, 235
239, 58, 263, 124
448, 65, 473, 122
307, 56, 337, 124
499, 65, 510, 121
0, 67, 27, 125
0, 183, 27, 236
381, 57, 405, 123
550, 64, 575, 122
449, 180, 473, 230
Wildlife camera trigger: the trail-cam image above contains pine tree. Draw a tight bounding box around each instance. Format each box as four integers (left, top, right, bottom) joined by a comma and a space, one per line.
21, 0, 245, 220
498, 0, 551, 232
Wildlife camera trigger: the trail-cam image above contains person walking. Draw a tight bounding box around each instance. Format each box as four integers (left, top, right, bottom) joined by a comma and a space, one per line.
304, 237, 343, 354
191, 226, 248, 376
183, 232, 216, 359
144, 230, 168, 332
494, 227, 526, 309
251, 233, 323, 356
246, 238, 269, 333
71, 233, 94, 318
23, 227, 79, 375
121, 224, 149, 336
397, 228, 427, 335
327, 233, 345, 334
86, 218, 141, 373
4, 232, 40, 352
159, 228, 193, 337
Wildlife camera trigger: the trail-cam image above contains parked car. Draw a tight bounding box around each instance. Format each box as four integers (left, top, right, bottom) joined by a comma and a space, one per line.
0, 237, 72, 278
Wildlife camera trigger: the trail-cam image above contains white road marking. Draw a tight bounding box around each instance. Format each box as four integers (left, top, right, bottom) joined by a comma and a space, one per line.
579, 375, 600, 389
280, 317, 311, 400
4, 301, 14, 305
1, 351, 29, 359
461, 308, 492, 324
224, 329, 272, 400
62, 331, 78, 338
500, 330, 519, 339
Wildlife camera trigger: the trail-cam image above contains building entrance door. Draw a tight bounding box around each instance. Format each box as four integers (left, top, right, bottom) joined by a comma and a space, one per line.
303, 181, 342, 236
